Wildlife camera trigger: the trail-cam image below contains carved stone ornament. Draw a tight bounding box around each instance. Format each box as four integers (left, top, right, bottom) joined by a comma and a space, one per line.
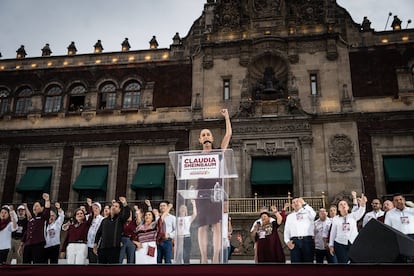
291, 0, 326, 25
214, 0, 241, 32
328, 134, 355, 173
252, 0, 282, 18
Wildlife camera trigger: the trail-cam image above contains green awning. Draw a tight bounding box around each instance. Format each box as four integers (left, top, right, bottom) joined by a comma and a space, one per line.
251, 158, 292, 185
384, 156, 414, 182
131, 164, 165, 190
73, 166, 108, 191
16, 167, 52, 192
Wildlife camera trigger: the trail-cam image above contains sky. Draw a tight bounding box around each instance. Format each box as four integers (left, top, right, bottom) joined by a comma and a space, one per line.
0, 0, 413, 59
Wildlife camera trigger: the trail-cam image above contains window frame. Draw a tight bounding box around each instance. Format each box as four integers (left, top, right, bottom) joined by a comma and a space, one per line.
44, 85, 63, 113
0, 89, 10, 116
68, 84, 86, 112
122, 81, 141, 110
15, 87, 33, 115
223, 78, 231, 101
309, 72, 320, 96
98, 82, 117, 110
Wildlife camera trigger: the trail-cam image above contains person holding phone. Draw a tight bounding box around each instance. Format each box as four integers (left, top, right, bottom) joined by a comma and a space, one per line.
251, 206, 285, 263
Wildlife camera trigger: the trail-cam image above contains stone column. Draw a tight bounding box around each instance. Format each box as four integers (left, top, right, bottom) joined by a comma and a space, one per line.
299, 136, 313, 196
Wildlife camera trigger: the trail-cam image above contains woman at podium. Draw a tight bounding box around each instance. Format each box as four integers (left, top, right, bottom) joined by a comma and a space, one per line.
196, 108, 232, 264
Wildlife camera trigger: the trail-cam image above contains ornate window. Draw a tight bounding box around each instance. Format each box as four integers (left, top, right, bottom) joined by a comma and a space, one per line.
68, 84, 86, 112
0, 89, 10, 116
44, 85, 62, 113
122, 81, 141, 109
98, 82, 117, 110
15, 87, 33, 115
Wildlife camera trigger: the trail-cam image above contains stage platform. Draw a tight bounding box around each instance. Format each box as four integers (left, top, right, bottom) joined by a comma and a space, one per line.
2, 263, 413, 276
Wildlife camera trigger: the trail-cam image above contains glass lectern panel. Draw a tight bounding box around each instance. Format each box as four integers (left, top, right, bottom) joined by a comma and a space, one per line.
169, 149, 237, 264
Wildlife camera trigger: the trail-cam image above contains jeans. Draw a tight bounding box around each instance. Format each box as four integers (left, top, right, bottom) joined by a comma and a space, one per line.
334, 241, 350, 264
157, 238, 173, 263
119, 237, 135, 264
175, 236, 192, 264
315, 248, 338, 263
289, 236, 315, 263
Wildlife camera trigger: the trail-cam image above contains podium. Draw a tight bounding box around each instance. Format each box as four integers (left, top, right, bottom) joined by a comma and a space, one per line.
169, 149, 237, 264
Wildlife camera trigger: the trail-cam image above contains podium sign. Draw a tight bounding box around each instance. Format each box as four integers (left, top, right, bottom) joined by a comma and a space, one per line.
180, 153, 220, 179
168, 149, 237, 264
169, 149, 238, 181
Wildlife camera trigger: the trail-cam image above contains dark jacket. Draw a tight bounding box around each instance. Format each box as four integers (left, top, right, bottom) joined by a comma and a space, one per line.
95, 205, 130, 249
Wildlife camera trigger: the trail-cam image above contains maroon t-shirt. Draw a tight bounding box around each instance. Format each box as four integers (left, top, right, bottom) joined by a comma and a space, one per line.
22, 208, 50, 246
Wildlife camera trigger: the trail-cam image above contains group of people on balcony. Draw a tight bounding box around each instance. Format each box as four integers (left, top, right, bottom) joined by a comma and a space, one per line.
249, 191, 414, 264
0, 193, 179, 265
1, 107, 414, 265
1, 190, 413, 265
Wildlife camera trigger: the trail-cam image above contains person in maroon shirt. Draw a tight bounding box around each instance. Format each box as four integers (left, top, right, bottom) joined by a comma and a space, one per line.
18, 193, 51, 264
61, 207, 93, 264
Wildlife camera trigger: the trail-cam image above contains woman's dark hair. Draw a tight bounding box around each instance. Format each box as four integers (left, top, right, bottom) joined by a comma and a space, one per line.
337, 199, 352, 216
73, 208, 85, 222
145, 210, 156, 222
260, 211, 271, 218
1, 206, 10, 214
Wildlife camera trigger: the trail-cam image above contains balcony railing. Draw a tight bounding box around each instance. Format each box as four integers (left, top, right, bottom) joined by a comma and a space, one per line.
228, 192, 327, 214
11, 193, 326, 215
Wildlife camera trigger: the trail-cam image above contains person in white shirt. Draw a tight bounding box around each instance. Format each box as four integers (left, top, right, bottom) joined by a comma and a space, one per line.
378, 200, 394, 222
314, 208, 337, 263
0, 206, 17, 264
157, 200, 176, 264
44, 202, 64, 264
175, 200, 197, 264
384, 193, 414, 240
362, 198, 384, 227
329, 194, 367, 263
86, 199, 103, 264
284, 197, 316, 263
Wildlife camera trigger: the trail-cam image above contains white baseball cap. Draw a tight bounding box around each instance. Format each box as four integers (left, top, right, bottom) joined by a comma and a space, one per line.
92, 202, 102, 210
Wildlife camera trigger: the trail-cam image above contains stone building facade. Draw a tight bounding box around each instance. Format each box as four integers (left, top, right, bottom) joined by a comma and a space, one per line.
1, 0, 414, 210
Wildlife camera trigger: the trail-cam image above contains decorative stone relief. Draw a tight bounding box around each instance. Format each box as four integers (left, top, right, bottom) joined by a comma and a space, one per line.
81, 111, 96, 122
234, 122, 311, 134
264, 142, 277, 156
299, 135, 313, 145
329, 134, 355, 172
27, 113, 41, 124
203, 48, 214, 69
252, 0, 283, 18
239, 45, 250, 67
326, 38, 338, 61
214, 0, 241, 32
289, 0, 326, 25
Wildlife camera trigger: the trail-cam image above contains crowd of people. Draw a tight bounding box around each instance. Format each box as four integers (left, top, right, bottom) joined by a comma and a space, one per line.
1, 191, 413, 265
0, 193, 180, 265
1, 108, 413, 265
249, 192, 414, 264
0, 192, 414, 264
